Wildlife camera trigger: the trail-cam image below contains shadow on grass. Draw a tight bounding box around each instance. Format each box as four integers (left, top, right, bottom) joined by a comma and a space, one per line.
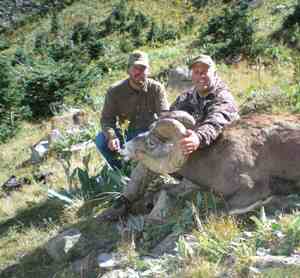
0, 215, 120, 278
0, 199, 65, 238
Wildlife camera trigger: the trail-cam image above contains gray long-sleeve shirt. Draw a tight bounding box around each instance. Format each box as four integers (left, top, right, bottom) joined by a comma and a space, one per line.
170, 74, 239, 147
101, 78, 169, 140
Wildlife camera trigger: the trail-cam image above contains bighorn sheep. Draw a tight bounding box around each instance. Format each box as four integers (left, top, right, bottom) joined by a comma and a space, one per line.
121, 111, 300, 214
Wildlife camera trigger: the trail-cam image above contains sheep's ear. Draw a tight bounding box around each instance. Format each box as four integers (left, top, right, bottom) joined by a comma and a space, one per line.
160, 110, 195, 129
152, 118, 187, 140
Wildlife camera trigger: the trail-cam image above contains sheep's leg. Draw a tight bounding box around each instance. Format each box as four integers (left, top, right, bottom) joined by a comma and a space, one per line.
123, 162, 158, 203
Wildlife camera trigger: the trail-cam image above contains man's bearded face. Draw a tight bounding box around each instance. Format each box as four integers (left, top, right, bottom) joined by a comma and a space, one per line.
128, 64, 149, 87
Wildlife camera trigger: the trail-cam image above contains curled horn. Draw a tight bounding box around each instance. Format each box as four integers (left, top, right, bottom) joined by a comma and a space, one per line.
160, 110, 196, 129
152, 118, 187, 140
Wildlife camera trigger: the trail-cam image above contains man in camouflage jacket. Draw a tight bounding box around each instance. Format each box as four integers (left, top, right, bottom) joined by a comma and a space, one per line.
170, 54, 239, 155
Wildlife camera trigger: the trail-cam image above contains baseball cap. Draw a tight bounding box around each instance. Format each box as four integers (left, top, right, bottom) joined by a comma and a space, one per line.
189, 54, 215, 70
128, 50, 150, 68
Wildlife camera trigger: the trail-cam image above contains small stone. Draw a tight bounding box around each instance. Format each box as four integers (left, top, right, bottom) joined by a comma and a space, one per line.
97, 253, 123, 269
30, 140, 49, 163
101, 268, 139, 278
46, 229, 83, 261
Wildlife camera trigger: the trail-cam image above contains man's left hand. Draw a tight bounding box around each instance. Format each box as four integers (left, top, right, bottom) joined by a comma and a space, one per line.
179, 129, 200, 155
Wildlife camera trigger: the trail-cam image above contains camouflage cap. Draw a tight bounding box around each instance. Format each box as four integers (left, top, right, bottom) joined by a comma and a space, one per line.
128, 50, 149, 68
189, 54, 215, 70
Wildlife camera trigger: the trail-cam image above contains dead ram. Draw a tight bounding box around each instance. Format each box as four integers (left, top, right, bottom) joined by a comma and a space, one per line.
121, 111, 300, 214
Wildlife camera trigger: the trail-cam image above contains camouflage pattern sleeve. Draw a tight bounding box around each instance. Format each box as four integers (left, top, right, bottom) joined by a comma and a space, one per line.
195, 89, 239, 147
100, 88, 118, 140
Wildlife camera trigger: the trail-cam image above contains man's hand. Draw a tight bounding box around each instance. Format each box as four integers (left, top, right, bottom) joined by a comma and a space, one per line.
180, 129, 200, 155
108, 138, 121, 151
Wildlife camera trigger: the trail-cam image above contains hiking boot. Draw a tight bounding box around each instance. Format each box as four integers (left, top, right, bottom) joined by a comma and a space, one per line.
96, 196, 130, 222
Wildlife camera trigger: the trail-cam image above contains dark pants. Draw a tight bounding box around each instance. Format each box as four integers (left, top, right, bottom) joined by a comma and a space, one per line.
95, 128, 148, 170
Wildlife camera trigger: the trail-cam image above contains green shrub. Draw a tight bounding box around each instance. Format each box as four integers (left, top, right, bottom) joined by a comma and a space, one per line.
182, 15, 195, 34
119, 37, 135, 53
103, 0, 130, 34
0, 35, 10, 51
11, 48, 33, 66
86, 39, 107, 59
71, 22, 99, 45
0, 56, 27, 143
198, 4, 258, 61
34, 31, 50, 52
191, 0, 209, 8
147, 21, 179, 44
47, 39, 74, 61
50, 12, 61, 35
19, 60, 84, 118
273, 1, 300, 49
127, 11, 151, 37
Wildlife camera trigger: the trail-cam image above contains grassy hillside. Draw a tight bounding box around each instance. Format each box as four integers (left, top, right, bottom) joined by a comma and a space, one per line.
0, 0, 300, 277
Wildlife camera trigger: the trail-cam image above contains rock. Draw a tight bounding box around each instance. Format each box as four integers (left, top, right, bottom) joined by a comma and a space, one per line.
167, 66, 192, 92
101, 268, 139, 278
30, 140, 49, 163
1, 175, 31, 191
46, 228, 85, 261
251, 255, 300, 269
150, 232, 179, 256
97, 253, 125, 269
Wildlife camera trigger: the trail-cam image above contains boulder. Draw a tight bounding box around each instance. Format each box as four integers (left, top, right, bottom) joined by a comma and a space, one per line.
167, 66, 192, 92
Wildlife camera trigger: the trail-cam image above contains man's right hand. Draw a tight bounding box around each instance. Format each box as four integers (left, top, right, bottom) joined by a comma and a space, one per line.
108, 138, 121, 151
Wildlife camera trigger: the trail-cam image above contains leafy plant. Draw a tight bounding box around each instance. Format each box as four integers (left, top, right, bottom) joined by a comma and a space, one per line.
198, 4, 259, 61
195, 216, 241, 262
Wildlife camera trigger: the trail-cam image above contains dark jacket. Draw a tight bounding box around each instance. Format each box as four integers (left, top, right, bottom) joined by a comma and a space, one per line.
101, 78, 169, 139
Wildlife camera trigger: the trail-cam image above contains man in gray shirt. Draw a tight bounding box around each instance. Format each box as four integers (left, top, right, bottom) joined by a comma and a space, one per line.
96, 50, 169, 169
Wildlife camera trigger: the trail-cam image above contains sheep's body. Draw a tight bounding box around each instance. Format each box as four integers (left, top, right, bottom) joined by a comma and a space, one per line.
122, 112, 300, 214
